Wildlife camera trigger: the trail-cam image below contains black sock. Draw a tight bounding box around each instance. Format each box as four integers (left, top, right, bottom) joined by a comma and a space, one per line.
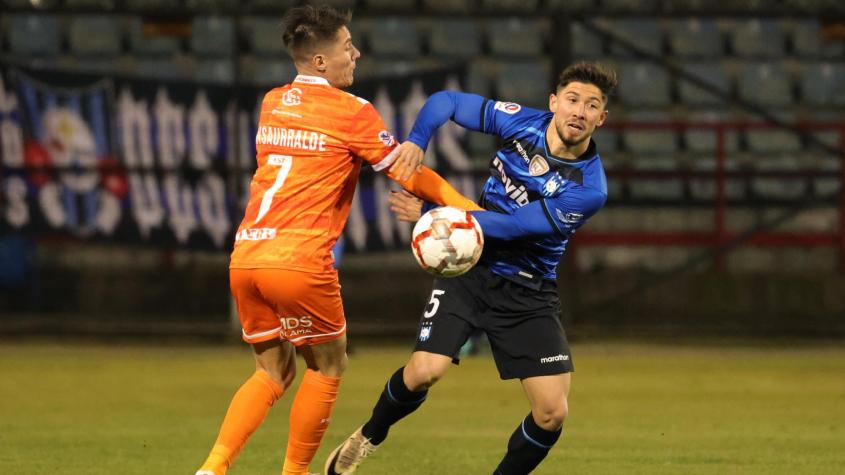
361, 366, 428, 445
494, 413, 562, 475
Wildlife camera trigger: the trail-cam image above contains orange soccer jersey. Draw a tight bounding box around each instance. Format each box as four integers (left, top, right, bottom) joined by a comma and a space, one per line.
230, 75, 399, 272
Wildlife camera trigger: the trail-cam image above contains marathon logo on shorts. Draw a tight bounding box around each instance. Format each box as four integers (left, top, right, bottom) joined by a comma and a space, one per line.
494, 101, 521, 114
540, 354, 570, 364
281, 316, 313, 338
236, 227, 276, 241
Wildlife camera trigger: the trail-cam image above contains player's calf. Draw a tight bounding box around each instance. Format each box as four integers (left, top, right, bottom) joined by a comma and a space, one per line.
493, 412, 563, 475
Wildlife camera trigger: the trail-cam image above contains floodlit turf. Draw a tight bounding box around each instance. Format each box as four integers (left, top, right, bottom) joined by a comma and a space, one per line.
0, 339, 843, 474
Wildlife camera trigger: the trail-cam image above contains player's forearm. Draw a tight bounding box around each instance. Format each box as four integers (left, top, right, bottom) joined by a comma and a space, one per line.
392, 166, 483, 212
470, 202, 556, 240
407, 91, 486, 150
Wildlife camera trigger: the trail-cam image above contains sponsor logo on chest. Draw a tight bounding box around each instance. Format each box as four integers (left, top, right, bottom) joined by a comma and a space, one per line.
493, 156, 529, 207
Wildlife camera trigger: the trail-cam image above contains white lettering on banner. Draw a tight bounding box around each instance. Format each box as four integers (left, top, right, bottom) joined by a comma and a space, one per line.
95, 191, 121, 235
236, 227, 276, 241
118, 88, 154, 169
128, 173, 165, 238
0, 70, 488, 252
164, 174, 198, 244
196, 173, 230, 248
3, 176, 29, 228
0, 76, 24, 167
38, 182, 65, 228
154, 87, 186, 170
189, 91, 217, 171
255, 126, 326, 152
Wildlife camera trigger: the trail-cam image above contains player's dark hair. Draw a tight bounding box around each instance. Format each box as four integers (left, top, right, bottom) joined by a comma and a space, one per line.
282, 4, 352, 63
556, 62, 618, 103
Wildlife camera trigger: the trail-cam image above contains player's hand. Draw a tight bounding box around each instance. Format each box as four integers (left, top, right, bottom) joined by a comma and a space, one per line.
389, 190, 424, 222
389, 141, 424, 182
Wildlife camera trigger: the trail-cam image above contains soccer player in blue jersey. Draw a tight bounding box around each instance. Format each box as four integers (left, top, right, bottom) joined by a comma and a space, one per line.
325, 61, 617, 475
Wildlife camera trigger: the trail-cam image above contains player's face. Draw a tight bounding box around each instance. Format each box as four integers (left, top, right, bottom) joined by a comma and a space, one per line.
321, 26, 360, 89
549, 81, 608, 148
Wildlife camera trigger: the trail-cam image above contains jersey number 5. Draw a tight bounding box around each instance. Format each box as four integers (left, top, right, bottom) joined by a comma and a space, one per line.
423, 289, 446, 319
255, 154, 293, 224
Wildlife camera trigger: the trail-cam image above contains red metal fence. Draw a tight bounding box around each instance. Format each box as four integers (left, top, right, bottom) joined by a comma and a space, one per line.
573, 121, 845, 271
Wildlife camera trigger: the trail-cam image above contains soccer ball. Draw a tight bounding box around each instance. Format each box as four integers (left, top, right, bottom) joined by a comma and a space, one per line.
411, 206, 484, 278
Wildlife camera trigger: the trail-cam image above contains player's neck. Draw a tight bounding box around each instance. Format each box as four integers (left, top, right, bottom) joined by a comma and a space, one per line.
294, 65, 334, 87
545, 126, 590, 160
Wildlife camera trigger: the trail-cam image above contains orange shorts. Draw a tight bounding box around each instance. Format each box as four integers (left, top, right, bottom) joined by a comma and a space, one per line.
229, 268, 346, 346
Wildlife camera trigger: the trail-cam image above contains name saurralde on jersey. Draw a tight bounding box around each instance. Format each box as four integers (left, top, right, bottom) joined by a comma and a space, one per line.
256, 125, 327, 151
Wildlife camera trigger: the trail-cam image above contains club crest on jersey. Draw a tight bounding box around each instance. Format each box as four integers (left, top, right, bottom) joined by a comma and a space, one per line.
542, 173, 565, 197
378, 130, 395, 147
529, 154, 550, 176
282, 88, 302, 106
556, 208, 583, 224
494, 101, 521, 114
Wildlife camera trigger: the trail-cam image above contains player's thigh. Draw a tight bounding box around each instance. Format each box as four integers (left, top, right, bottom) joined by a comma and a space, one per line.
485, 312, 574, 380
253, 268, 347, 346
231, 268, 288, 344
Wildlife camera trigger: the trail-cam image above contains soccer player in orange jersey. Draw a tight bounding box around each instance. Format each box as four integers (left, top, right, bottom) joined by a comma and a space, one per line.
195, 5, 479, 475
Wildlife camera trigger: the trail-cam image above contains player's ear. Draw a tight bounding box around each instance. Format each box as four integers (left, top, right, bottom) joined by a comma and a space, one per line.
596, 109, 608, 127
312, 53, 327, 73
548, 92, 557, 112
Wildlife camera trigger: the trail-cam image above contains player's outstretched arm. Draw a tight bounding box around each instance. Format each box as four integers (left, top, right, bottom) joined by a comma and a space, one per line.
406, 91, 487, 151
383, 148, 483, 212
387, 142, 424, 182
471, 186, 607, 240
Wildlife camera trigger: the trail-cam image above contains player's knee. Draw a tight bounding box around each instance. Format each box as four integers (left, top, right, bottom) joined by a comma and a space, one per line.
405, 359, 446, 391
532, 398, 568, 431
318, 351, 348, 378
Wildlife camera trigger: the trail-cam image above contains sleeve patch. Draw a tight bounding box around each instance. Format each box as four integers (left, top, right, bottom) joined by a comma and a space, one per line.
378, 130, 396, 147
493, 101, 522, 114
556, 209, 583, 224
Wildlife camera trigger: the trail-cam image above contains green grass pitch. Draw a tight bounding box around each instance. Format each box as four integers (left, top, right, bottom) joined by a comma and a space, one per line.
0, 339, 843, 474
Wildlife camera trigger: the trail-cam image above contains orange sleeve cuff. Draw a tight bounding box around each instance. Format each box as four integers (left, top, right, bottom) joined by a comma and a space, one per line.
390, 166, 484, 211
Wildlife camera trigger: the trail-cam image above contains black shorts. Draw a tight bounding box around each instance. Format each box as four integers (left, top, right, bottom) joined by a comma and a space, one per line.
412, 265, 573, 380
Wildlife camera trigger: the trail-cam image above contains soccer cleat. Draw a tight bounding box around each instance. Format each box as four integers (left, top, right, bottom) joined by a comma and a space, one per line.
195, 471, 217, 475
324, 426, 379, 475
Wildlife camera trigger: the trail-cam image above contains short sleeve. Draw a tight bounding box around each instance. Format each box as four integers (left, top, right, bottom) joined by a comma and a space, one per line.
346, 102, 399, 171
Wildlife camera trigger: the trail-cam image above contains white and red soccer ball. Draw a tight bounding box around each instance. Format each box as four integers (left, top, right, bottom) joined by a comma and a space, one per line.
411, 206, 484, 278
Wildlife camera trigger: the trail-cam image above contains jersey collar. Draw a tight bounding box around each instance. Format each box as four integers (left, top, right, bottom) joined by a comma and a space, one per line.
293, 75, 331, 86
545, 136, 598, 166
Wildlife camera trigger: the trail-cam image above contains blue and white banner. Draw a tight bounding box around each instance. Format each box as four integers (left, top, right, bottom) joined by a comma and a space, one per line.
0, 66, 479, 251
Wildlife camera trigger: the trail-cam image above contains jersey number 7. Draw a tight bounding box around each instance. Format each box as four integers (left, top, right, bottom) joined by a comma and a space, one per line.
255, 154, 293, 224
